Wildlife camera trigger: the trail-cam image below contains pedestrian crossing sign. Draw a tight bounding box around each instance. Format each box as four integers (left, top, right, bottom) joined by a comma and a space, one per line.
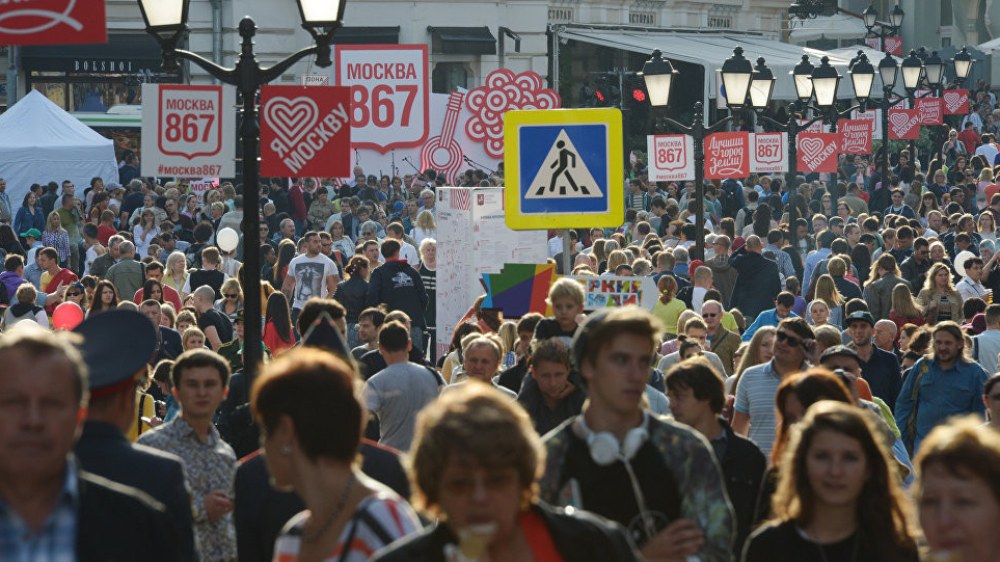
504, 108, 623, 230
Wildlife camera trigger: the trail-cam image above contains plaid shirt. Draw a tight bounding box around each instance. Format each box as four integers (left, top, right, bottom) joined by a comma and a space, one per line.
0, 460, 78, 562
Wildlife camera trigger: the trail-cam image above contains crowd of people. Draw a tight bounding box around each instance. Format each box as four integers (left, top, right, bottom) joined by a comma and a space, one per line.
3, 100, 1000, 561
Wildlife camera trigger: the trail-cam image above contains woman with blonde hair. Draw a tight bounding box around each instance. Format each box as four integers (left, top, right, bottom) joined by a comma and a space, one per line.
806, 299, 831, 327
496, 320, 519, 370
978, 210, 997, 242
889, 284, 924, 334
814, 274, 845, 328
658, 309, 700, 356
410, 209, 437, 247
42, 211, 70, 266
164, 251, 188, 294
917, 262, 963, 324
728, 326, 775, 393
743, 401, 918, 562
652, 274, 686, 338
133, 208, 159, 257
214, 277, 244, 324
601, 250, 629, 278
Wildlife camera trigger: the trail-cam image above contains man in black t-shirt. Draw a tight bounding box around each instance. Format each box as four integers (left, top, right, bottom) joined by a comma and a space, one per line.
193, 285, 233, 350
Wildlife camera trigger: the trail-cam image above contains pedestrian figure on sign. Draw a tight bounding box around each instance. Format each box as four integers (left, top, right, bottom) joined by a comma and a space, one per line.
541, 141, 589, 196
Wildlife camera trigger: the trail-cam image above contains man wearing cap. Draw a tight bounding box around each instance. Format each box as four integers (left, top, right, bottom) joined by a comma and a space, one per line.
0, 326, 181, 560
72, 310, 198, 561
19, 228, 41, 263
845, 310, 903, 411
540, 307, 735, 562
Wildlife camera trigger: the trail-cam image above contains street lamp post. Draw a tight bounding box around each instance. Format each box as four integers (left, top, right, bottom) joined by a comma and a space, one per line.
863, 2, 904, 53
640, 48, 754, 259
137, 0, 347, 385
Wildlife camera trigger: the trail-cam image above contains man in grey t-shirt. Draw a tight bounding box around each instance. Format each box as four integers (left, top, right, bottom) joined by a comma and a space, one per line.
362, 321, 441, 451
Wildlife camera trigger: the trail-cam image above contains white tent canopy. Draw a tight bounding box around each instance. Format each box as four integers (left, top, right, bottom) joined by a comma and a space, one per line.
558, 26, 891, 113
789, 14, 868, 42
978, 36, 1000, 51
0, 90, 118, 218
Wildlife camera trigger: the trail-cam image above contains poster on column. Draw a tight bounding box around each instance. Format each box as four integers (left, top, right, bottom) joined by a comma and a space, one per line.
704, 132, 749, 179
259, 86, 352, 177
837, 120, 873, 155
850, 108, 882, 141
797, 119, 830, 134
647, 134, 694, 181
943, 89, 970, 114
749, 132, 788, 173
435, 188, 547, 359
888, 108, 921, 140
797, 133, 839, 173
915, 97, 944, 126
141, 84, 236, 178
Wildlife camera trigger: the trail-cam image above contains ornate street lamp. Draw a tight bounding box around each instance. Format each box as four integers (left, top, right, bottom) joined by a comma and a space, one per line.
639, 49, 678, 108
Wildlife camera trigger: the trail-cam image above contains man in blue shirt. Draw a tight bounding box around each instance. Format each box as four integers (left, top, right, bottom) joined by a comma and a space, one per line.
742, 292, 798, 342
895, 322, 989, 454
844, 311, 903, 410
802, 230, 837, 290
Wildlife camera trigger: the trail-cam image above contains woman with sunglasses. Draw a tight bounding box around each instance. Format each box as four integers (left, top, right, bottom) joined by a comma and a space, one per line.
64, 281, 88, 310
214, 278, 243, 325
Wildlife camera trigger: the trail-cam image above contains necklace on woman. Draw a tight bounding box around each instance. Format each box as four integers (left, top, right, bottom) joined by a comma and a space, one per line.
807, 527, 860, 562
302, 473, 356, 543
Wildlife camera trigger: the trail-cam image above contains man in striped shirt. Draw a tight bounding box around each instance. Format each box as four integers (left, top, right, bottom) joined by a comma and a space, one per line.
732, 317, 814, 457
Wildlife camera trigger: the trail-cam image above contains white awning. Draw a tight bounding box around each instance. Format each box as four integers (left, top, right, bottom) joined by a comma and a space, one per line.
789, 14, 868, 42
558, 26, 865, 104
977, 36, 1000, 52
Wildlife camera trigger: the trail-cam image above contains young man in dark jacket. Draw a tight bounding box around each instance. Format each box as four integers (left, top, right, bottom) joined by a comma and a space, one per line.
665, 356, 766, 558
365, 239, 428, 352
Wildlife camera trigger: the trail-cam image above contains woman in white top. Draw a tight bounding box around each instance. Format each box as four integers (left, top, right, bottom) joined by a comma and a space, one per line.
164, 251, 189, 295
133, 209, 160, 257
410, 210, 437, 247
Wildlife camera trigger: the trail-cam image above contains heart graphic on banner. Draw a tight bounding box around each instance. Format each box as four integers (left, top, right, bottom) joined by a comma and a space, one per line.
889, 112, 910, 132
264, 96, 319, 150
800, 137, 827, 162
943, 91, 967, 113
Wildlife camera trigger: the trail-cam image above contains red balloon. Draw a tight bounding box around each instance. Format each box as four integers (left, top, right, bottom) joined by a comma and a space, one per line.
52, 302, 85, 331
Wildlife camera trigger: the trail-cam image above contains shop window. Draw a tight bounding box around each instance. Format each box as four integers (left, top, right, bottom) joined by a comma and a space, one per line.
432, 62, 470, 94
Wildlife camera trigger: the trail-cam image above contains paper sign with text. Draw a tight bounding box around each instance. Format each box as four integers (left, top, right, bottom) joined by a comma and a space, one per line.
647, 134, 694, 182
704, 132, 750, 179
750, 133, 788, 173
260, 86, 352, 177
888, 108, 921, 140
797, 133, 839, 173
141, 84, 236, 178
797, 119, 830, 134
915, 97, 944, 126
838, 120, 873, 155
335, 44, 429, 153
849, 108, 882, 141
943, 90, 970, 114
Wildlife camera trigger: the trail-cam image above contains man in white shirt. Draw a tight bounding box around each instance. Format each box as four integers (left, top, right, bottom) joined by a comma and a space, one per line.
973, 304, 1000, 375
956, 255, 989, 302
385, 222, 420, 267
282, 231, 340, 325
975, 133, 999, 165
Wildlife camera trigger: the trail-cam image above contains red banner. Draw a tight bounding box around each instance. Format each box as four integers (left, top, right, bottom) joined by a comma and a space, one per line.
943, 89, 970, 114
837, 120, 872, 155
704, 132, 749, 179
888, 109, 921, 140
866, 36, 903, 56
0, 0, 107, 46
797, 133, 839, 173
260, 86, 352, 177
915, 98, 944, 126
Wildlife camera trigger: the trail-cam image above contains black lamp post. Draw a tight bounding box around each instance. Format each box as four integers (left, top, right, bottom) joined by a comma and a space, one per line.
640, 48, 754, 259
137, 0, 347, 385
863, 2, 904, 52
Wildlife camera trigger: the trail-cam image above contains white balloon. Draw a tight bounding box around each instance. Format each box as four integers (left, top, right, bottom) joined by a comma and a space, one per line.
217, 227, 239, 253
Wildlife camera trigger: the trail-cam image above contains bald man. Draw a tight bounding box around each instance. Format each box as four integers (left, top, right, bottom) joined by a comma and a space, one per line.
730, 234, 781, 322
874, 319, 898, 354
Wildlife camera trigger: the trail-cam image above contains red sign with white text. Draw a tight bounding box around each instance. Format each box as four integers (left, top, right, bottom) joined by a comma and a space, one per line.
943, 90, 970, 114
838, 120, 872, 155
704, 132, 749, 179
0, 0, 106, 45
260, 86, 352, 177
888, 108, 921, 140
915, 98, 944, 126
335, 44, 429, 153
797, 133, 839, 173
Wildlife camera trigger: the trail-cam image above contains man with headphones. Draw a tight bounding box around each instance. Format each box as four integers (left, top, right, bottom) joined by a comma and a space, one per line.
539, 307, 735, 562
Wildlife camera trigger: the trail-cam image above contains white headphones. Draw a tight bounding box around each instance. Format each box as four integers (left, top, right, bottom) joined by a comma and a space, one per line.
574, 413, 650, 466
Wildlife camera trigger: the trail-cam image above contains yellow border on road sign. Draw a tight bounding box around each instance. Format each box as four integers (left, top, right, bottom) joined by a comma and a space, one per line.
504, 108, 624, 230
